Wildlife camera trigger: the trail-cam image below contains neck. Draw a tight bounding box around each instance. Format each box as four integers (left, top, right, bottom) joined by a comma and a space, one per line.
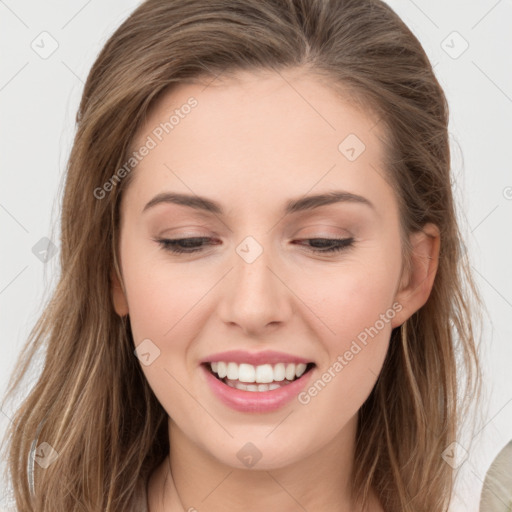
148, 414, 371, 512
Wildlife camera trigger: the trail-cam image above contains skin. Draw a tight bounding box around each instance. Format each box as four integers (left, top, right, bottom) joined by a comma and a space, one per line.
112, 68, 440, 511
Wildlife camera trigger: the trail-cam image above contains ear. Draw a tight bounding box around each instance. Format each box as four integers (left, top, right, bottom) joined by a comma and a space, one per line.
111, 267, 129, 317
391, 223, 440, 328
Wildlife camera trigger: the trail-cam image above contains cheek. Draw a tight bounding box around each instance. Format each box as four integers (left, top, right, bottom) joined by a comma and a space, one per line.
118, 242, 203, 398
120, 235, 207, 344
295, 261, 399, 432
294, 259, 399, 411
304, 257, 401, 347
122, 256, 204, 420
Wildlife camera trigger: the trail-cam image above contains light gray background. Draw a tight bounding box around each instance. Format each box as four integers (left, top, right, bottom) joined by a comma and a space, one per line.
1, 1, 511, 510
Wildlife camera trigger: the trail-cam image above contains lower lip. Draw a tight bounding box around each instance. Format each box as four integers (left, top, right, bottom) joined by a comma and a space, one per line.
201, 364, 314, 413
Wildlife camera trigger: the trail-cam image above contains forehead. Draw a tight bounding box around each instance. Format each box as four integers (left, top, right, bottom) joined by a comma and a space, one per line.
123, 69, 393, 216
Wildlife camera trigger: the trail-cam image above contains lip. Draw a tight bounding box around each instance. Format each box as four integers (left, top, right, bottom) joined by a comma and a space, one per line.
200, 350, 312, 366
201, 363, 315, 413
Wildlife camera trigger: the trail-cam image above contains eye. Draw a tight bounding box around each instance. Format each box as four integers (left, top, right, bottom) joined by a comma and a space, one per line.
155, 237, 215, 254
293, 237, 355, 253
155, 237, 354, 255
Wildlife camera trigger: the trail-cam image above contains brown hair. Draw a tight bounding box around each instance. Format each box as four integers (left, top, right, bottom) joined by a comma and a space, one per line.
1, 0, 482, 510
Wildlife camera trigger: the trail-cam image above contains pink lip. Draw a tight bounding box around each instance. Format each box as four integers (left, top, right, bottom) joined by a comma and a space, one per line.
201, 350, 312, 366
201, 364, 315, 413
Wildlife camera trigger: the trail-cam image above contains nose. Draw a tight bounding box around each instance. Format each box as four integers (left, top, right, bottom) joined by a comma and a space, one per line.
217, 239, 294, 337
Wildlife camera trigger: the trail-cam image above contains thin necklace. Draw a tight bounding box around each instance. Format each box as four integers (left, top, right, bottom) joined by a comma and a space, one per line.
166, 454, 186, 511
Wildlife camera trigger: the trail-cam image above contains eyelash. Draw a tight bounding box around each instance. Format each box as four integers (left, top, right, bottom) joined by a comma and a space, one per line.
155, 237, 355, 255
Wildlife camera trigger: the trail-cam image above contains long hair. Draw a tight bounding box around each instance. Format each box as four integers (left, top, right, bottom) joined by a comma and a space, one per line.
1, 0, 482, 510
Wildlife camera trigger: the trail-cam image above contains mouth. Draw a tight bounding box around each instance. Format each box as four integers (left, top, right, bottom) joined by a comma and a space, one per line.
202, 361, 316, 392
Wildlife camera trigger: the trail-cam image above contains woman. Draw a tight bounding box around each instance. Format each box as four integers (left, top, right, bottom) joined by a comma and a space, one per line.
0, 0, 482, 510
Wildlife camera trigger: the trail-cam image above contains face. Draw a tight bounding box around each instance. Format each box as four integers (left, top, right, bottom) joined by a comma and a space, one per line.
112, 68, 437, 470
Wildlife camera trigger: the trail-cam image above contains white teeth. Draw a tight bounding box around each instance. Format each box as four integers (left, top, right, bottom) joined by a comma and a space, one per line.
273, 363, 286, 381
285, 363, 296, 381
295, 363, 307, 378
238, 363, 256, 383
226, 362, 238, 380
217, 361, 227, 379
255, 364, 274, 383
209, 361, 311, 384
225, 380, 290, 392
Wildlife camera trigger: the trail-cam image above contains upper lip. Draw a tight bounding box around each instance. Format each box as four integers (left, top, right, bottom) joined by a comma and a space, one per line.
201, 350, 313, 366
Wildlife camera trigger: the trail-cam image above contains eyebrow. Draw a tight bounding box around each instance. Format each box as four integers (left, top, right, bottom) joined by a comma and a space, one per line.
142, 190, 375, 216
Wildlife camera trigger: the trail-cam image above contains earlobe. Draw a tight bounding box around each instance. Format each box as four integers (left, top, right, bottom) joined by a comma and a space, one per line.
391, 223, 440, 328
111, 267, 129, 317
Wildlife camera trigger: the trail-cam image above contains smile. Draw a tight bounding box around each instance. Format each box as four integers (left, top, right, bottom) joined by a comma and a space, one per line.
200, 351, 316, 412
208, 361, 312, 391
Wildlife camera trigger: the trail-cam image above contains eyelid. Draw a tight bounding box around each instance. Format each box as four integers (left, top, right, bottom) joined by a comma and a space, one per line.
292, 222, 352, 231
157, 227, 213, 238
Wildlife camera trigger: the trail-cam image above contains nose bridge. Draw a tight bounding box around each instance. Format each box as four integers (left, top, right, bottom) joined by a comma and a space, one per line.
218, 234, 292, 332
235, 235, 275, 293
